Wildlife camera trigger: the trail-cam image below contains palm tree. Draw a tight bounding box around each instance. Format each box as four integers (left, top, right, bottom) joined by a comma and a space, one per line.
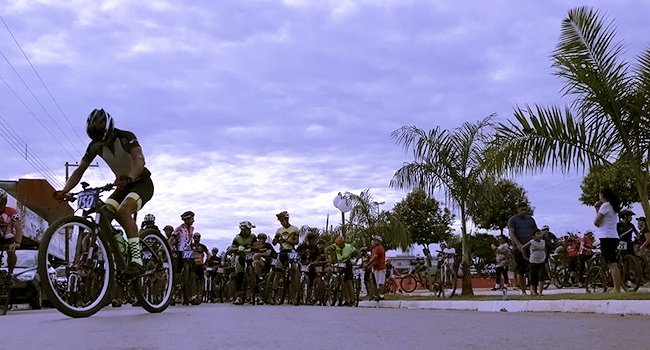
390, 117, 494, 296
344, 189, 411, 251
487, 7, 650, 219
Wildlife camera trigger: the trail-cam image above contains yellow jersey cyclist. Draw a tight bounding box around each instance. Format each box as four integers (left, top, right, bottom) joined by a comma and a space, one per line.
272, 211, 300, 269
227, 220, 257, 305
54, 109, 154, 276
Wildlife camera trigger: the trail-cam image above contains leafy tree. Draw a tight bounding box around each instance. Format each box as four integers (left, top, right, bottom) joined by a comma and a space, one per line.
467, 178, 530, 235
469, 233, 499, 274
486, 7, 650, 221
391, 117, 494, 296
393, 189, 454, 247
579, 158, 648, 207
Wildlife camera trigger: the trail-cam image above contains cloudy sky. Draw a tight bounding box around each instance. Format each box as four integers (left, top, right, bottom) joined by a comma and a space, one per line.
1, 0, 648, 250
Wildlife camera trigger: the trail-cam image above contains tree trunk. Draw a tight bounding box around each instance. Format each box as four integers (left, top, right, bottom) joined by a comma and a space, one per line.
635, 171, 650, 223
460, 205, 474, 296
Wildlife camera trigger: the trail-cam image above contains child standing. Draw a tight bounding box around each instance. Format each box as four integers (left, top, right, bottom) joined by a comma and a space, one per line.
523, 230, 546, 296
492, 235, 511, 290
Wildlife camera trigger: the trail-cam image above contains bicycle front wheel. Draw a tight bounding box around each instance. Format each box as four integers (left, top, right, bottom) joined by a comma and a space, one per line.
133, 229, 174, 313
38, 216, 114, 318
400, 275, 417, 293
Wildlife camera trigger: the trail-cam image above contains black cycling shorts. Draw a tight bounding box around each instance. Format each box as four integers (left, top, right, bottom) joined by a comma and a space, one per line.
107, 172, 154, 211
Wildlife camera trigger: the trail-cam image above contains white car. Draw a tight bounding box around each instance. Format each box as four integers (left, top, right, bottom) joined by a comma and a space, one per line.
0, 249, 55, 309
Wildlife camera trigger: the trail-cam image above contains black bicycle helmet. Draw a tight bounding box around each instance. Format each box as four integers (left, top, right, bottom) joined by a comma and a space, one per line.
86, 108, 114, 141
181, 211, 195, 220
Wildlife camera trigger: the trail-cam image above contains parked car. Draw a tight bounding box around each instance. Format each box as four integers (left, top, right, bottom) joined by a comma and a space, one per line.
0, 249, 55, 309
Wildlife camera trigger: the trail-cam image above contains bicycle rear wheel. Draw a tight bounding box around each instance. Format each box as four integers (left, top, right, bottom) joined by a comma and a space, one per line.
585, 266, 606, 293
621, 255, 641, 293
400, 275, 417, 293
443, 268, 458, 298
38, 216, 114, 318
133, 229, 174, 313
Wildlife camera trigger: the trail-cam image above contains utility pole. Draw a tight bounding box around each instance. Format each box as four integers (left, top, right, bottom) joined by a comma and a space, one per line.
64, 161, 99, 182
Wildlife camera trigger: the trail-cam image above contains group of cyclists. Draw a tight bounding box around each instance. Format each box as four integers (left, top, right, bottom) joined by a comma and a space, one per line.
142, 209, 366, 306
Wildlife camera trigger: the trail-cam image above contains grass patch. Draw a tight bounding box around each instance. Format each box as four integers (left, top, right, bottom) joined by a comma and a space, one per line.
380, 292, 650, 301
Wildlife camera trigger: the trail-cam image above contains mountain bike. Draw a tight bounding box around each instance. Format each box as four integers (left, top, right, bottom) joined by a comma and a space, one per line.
435, 252, 458, 298
585, 247, 641, 293
38, 182, 174, 318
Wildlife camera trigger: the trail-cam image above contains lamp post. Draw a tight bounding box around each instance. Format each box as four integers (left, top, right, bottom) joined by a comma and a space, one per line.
333, 192, 354, 235
372, 201, 385, 217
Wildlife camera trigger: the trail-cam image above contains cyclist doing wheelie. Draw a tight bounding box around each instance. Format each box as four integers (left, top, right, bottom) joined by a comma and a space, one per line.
54, 109, 154, 276
227, 221, 257, 305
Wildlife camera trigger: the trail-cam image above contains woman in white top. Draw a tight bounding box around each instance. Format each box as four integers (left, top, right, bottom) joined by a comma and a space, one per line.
594, 187, 622, 293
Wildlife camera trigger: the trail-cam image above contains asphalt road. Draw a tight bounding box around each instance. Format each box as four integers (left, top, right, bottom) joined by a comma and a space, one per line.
4, 303, 650, 350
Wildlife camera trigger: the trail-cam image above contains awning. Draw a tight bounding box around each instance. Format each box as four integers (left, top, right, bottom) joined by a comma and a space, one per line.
0, 178, 72, 224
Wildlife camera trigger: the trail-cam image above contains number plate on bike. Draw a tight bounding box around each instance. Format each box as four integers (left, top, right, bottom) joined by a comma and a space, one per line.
77, 190, 96, 210
216, 268, 224, 273
618, 241, 627, 251
288, 252, 299, 260
315, 266, 323, 273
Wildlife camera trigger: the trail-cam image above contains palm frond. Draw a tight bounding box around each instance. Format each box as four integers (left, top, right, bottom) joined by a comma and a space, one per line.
554, 6, 632, 129
486, 104, 617, 176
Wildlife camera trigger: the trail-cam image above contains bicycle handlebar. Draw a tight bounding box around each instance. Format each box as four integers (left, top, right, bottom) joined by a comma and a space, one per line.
63, 183, 115, 202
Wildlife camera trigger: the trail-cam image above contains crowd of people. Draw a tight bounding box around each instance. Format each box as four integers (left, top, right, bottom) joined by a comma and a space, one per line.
491, 189, 650, 295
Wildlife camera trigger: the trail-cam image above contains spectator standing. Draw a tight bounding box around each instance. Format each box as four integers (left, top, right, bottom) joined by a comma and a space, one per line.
507, 202, 539, 295
369, 236, 386, 300
492, 235, 511, 290
594, 187, 622, 293
522, 230, 546, 296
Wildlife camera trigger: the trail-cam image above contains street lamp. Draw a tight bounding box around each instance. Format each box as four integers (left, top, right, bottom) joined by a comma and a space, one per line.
372, 201, 385, 216
333, 192, 355, 235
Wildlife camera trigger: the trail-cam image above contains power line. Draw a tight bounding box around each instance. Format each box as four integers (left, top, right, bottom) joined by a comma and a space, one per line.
0, 47, 82, 156
0, 114, 63, 187
0, 74, 77, 160
0, 15, 86, 146
0, 115, 62, 185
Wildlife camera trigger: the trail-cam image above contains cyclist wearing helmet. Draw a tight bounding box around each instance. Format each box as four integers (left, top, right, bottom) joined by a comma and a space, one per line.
273, 211, 300, 268
252, 233, 277, 275
54, 109, 154, 275
333, 234, 357, 306
227, 221, 257, 305
173, 211, 196, 260
162, 225, 174, 240
189, 232, 211, 303
0, 189, 23, 275
140, 213, 159, 231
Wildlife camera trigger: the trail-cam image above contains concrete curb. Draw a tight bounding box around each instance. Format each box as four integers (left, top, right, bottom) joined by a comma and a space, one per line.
358, 299, 650, 316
